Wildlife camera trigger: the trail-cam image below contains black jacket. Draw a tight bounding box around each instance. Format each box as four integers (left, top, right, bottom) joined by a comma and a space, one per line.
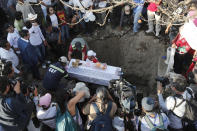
0, 93, 31, 130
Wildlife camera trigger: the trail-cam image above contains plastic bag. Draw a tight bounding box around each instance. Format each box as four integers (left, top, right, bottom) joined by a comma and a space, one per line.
165, 47, 176, 75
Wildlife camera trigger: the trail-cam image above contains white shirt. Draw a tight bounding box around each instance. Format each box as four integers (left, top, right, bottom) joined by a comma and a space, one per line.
0, 48, 20, 73
158, 90, 192, 129
21, 38, 29, 43
29, 23, 45, 46
34, 96, 57, 129
98, 1, 107, 8
41, 0, 51, 10
50, 14, 59, 28
140, 113, 170, 131
7, 28, 20, 49
69, 0, 93, 12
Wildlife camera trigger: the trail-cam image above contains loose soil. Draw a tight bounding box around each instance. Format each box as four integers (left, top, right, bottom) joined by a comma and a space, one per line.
81, 26, 167, 96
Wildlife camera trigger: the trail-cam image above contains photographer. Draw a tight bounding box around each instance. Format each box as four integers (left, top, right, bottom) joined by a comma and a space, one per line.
139, 97, 170, 131
0, 76, 31, 131
82, 87, 117, 130
157, 76, 192, 130
33, 92, 57, 131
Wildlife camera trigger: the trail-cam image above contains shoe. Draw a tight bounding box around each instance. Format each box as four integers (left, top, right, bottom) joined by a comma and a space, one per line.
155, 34, 161, 38
155, 32, 160, 37
146, 29, 153, 33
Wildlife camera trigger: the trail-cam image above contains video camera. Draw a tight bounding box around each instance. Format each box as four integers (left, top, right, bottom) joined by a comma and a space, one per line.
8, 77, 23, 88
109, 79, 136, 114
8, 77, 37, 95
155, 76, 170, 87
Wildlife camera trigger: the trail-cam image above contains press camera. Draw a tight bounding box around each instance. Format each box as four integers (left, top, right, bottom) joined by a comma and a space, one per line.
155, 76, 170, 87
109, 79, 136, 114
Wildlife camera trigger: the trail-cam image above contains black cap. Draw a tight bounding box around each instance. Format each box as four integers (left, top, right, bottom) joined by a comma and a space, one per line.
75, 42, 82, 51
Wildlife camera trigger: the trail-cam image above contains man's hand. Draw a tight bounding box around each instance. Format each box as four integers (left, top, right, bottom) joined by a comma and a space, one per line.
44, 40, 48, 46
165, 28, 169, 34
14, 81, 21, 94
193, 51, 197, 59
172, 43, 176, 48
34, 88, 38, 96
157, 83, 163, 94
88, 94, 97, 103
165, 23, 172, 34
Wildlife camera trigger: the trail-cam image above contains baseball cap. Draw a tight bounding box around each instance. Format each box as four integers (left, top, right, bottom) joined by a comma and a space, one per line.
194, 18, 197, 27
75, 42, 82, 51
39, 93, 52, 108
4, 23, 12, 30
141, 97, 155, 112
87, 50, 96, 57
59, 56, 68, 63
73, 82, 90, 102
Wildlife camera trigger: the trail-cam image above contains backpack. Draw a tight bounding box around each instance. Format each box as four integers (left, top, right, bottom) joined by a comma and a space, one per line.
56, 105, 81, 131
90, 101, 113, 131
172, 88, 197, 122
182, 88, 197, 122
144, 114, 168, 131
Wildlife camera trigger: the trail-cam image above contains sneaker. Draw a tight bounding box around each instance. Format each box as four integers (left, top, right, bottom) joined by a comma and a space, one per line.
155, 32, 160, 37
146, 29, 153, 33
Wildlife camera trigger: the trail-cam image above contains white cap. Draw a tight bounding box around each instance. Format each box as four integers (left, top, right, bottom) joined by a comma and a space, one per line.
73, 82, 90, 102
87, 50, 96, 57
59, 56, 68, 63
27, 13, 37, 21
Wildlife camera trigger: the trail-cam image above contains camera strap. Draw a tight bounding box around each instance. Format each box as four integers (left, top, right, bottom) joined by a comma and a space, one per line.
172, 96, 185, 111
39, 116, 56, 122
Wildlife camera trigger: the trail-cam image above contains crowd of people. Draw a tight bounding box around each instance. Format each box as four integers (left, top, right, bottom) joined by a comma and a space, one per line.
0, 0, 197, 131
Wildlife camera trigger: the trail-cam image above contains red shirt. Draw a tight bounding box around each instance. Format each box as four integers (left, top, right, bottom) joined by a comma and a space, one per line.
147, 2, 159, 12
172, 33, 195, 55
84, 56, 98, 63
57, 11, 67, 26
69, 45, 87, 53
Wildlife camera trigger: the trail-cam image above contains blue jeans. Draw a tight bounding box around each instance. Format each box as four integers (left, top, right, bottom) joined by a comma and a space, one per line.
78, 11, 86, 30
133, 6, 143, 33
34, 43, 45, 63
0, 124, 20, 131
42, 8, 47, 20
61, 25, 70, 43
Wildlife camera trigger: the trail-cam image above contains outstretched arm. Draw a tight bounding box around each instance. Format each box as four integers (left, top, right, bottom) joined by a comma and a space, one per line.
67, 91, 85, 116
